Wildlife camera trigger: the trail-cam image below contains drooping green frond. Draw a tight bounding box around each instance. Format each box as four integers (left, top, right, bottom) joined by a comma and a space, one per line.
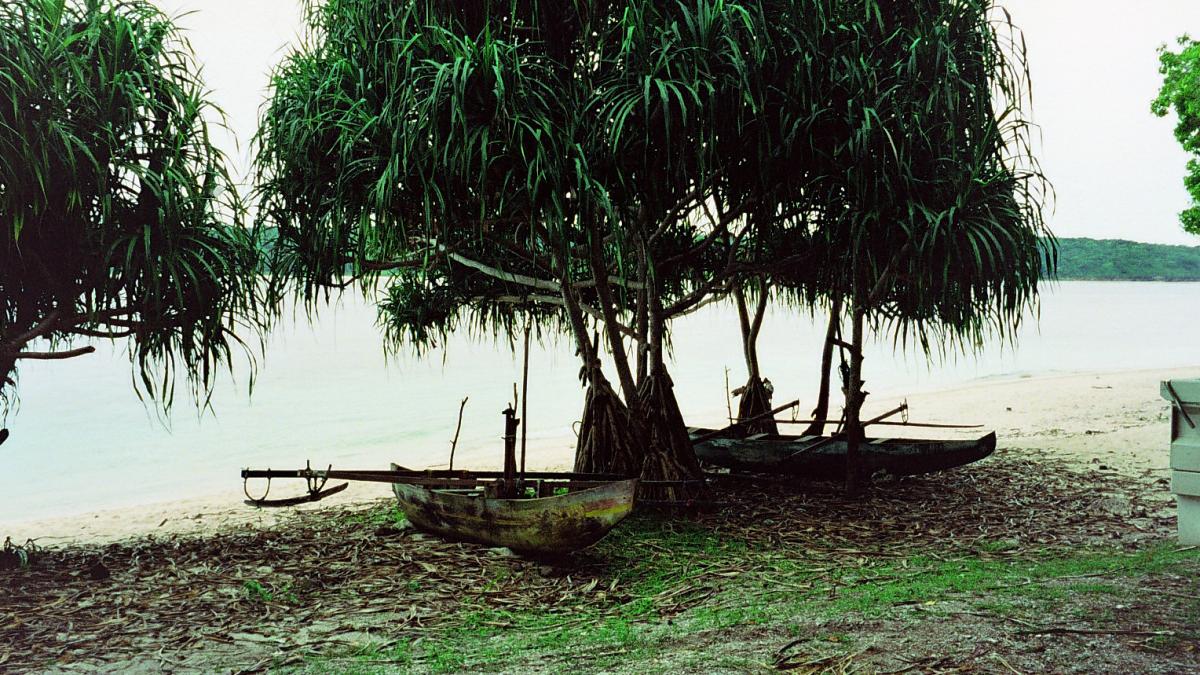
0, 0, 262, 414
256, 0, 1052, 364
766, 0, 1054, 353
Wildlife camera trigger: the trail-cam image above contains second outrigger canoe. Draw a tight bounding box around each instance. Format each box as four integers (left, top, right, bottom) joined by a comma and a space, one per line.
689, 429, 996, 480
390, 463, 638, 555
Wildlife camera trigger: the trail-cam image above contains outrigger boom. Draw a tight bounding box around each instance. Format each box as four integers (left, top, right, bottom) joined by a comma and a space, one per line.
241, 465, 700, 507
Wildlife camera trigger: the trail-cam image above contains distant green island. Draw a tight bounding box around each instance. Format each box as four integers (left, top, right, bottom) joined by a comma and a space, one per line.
1053, 237, 1200, 281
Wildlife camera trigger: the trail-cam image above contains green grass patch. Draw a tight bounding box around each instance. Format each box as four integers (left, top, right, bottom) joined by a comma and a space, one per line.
242, 578, 299, 605
291, 522, 1200, 673
821, 543, 1199, 617
342, 505, 408, 529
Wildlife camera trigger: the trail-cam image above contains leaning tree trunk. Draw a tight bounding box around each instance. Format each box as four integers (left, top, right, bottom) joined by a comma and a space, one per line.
844, 300, 867, 496
558, 267, 645, 476
0, 354, 15, 412
734, 280, 776, 436
574, 370, 644, 476
803, 297, 842, 437
0, 354, 14, 387
635, 283, 704, 500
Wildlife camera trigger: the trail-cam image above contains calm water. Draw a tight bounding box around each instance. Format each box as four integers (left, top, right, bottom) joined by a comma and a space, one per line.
1, 280, 1197, 524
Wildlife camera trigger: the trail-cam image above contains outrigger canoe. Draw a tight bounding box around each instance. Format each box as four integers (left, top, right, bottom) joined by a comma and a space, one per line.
689, 429, 996, 480
389, 464, 637, 555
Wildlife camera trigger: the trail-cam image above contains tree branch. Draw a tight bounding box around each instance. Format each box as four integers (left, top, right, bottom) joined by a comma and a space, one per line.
70, 327, 136, 339
664, 277, 735, 319
441, 247, 645, 291
649, 186, 705, 244
447, 251, 562, 292
659, 196, 754, 270
11, 310, 64, 347
16, 346, 97, 360
865, 239, 919, 308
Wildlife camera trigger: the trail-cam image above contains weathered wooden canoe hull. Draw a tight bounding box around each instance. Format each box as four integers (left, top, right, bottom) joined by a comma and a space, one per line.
390, 465, 637, 555
691, 431, 996, 479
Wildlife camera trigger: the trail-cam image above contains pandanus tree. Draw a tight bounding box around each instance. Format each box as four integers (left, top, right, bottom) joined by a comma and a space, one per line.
255, 0, 830, 489
0, 0, 261, 417
797, 0, 1053, 492
732, 1, 1054, 479
256, 0, 1050, 491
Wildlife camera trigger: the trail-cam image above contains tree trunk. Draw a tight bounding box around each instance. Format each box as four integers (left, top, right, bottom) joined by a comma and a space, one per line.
636, 276, 703, 499
734, 280, 776, 435
637, 368, 704, 500
587, 233, 637, 403
0, 353, 15, 411
634, 241, 650, 386
559, 271, 644, 476
736, 377, 776, 435
574, 371, 643, 475
803, 296, 842, 437
844, 300, 867, 496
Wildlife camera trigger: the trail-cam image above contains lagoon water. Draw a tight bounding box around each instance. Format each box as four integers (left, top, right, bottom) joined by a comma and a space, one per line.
1, 280, 1198, 524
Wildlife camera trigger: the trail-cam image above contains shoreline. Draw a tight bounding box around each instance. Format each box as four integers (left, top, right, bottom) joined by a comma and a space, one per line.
4, 363, 1197, 547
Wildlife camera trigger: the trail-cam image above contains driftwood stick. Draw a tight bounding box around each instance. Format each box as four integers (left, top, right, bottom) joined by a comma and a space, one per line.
724, 368, 734, 425
448, 397, 468, 471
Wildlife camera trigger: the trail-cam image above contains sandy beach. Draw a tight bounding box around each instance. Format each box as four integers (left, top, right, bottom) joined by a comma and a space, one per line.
3, 365, 1196, 547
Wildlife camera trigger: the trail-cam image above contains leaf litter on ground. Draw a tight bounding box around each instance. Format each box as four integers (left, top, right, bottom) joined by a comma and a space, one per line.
0, 447, 1184, 672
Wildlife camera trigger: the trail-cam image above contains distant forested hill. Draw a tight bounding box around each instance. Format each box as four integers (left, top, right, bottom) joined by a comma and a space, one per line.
1052, 237, 1200, 281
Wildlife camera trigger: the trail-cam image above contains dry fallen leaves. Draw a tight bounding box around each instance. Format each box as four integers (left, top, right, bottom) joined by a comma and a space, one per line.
0, 448, 1175, 672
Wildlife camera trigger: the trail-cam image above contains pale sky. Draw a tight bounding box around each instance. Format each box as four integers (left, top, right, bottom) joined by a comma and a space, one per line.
158, 0, 1200, 245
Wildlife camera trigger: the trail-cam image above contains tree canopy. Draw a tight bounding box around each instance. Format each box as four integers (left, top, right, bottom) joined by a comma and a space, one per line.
0, 0, 262, 416
255, 0, 1052, 484
1154, 35, 1200, 236
256, 0, 806, 480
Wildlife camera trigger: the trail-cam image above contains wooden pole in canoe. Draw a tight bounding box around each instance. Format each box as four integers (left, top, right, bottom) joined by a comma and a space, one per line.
503, 405, 519, 498
520, 324, 531, 474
